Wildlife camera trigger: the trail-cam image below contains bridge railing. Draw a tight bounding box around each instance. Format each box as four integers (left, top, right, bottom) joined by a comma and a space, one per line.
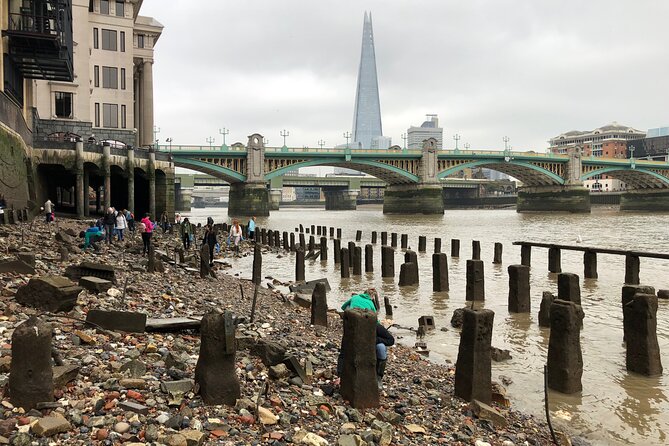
158, 144, 247, 152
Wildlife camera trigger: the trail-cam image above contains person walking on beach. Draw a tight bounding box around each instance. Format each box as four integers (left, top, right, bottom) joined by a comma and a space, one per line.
103, 207, 116, 245
160, 211, 169, 233
44, 199, 54, 223
180, 217, 193, 250
230, 219, 243, 256
124, 209, 135, 232
247, 216, 256, 242
115, 209, 127, 241
140, 213, 153, 255
203, 224, 217, 267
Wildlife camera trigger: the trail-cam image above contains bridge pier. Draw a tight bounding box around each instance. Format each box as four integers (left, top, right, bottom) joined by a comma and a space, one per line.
228, 183, 270, 216
324, 188, 358, 211
383, 184, 444, 214
620, 190, 669, 211
517, 186, 590, 213
269, 188, 282, 211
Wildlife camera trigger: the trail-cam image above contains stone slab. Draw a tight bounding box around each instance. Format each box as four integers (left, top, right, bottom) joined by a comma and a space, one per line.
86, 310, 147, 333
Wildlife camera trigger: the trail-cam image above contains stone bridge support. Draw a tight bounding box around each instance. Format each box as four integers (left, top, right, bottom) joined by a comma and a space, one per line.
383, 138, 444, 214
324, 187, 358, 210
228, 134, 270, 217
517, 146, 590, 213
620, 189, 669, 211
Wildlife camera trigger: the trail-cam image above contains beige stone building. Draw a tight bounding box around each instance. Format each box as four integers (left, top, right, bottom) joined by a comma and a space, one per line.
31, 0, 162, 147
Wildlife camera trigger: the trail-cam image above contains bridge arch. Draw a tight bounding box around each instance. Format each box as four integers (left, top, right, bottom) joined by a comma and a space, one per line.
581, 167, 669, 189
172, 158, 246, 183
265, 158, 419, 184
437, 159, 565, 186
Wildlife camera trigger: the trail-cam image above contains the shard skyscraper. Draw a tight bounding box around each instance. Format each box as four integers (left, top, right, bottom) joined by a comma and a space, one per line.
352, 12, 383, 149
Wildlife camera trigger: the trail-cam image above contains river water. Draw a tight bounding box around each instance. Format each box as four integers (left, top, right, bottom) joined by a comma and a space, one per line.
184, 206, 669, 446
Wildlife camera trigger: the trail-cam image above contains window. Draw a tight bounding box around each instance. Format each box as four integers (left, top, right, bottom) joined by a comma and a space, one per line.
137, 34, 144, 48
120, 68, 126, 90
102, 66, 118, 89
120, 31, 125, 52
93, 28, 98, 49
94, 103, 100, 127
121, 105, 126, 128
54, 92, 73, 118
100, 0, 109, 14
103, 103, 118, 128
101, 29, 117, 51
89, 0, 94, 12
115, 1, 124, 17
94, 65, 99, 87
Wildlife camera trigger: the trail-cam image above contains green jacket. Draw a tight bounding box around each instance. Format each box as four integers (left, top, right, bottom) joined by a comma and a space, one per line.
341, 293, 377, 313
180, 222, 193, 237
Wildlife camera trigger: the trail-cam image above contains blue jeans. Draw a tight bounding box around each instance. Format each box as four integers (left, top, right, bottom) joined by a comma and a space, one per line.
117, 229, 124, 241
376, 343, 387, 361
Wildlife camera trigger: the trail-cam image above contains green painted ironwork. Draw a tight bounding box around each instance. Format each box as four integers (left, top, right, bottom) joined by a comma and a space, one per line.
436, 159, 566, 185
581, 166, 669, 184
172, 158, 247, 183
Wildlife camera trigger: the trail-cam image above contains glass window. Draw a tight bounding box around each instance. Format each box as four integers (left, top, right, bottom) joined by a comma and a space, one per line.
101, 29, 117, 51
100, 0, 109, 14
120, 31, 125, 52
103, 103, 118, 128
120, 68, 126, 90
121, 105, 126, 128
137, 34, 144, 48
93, 28, 98, 49
94, 65, 99, 87
54, 92, 73, 118
94, 103, 100, 127
115, 1, 124, 16
102, 66, 118, 89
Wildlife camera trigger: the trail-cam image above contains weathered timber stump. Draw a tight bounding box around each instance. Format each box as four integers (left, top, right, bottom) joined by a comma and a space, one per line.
624, 293, 663, 376
311, 282, 328, 327
432, 253, 449, 292
340, 309, 380, 409
381, 246, 395, 278
547, 299, 583, 394
454, 309, 494, 404
466, 259, 485, 301
508, 264, 530, 313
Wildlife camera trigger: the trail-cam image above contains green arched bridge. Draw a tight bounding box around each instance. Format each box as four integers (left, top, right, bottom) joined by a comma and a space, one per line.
165, 134, 669, 215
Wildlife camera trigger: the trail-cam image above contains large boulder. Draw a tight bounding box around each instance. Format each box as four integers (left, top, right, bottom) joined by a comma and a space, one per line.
15, 276, 82, 312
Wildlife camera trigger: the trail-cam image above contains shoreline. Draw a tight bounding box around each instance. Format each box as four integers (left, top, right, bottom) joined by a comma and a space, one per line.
0, 218, 562, 445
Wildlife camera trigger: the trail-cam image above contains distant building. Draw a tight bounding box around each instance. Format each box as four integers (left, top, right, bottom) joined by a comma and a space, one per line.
370, 135, 391, 149
407, 115, 443, 149
549, 122, 645, 157
625, 127, 669, 161
281, 187, 296, 202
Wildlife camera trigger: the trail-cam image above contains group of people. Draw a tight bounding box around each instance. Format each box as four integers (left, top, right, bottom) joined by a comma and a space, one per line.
101, 207, 136, 243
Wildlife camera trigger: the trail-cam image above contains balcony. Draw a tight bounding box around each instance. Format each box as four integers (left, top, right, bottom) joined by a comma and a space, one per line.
3, 0, 73, 82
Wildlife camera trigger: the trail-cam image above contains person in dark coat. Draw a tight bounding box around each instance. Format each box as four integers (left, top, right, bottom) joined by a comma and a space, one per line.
202, 224, 217, 267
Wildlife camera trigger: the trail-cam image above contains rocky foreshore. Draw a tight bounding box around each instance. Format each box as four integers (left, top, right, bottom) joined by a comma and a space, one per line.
0, 218, 559, 446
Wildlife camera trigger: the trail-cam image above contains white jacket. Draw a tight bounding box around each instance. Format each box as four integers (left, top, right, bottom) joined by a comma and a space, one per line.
116, 214, 127, 230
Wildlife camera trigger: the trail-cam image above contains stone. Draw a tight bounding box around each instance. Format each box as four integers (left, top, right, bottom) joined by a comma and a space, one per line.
547, 300, 583, 394
32, 414, 71, 437
432, 253, 449, 292
451, 308, 466, 328
249, 339, 287, 366
491, 347, 512, 362
508, 264, 530, 313
0, 259, 35, 275
557, 273, 581, 305
53, 364, 79, 389
78, 276, 112, 293
658, 289, 669, 299
372, 419, 393, 446
85, 309, 147, 333
538, 291, 555, 328
55, 231, 75, 244
258, 406, 279, 425
9, 317, 54, 410
118, 400, 149, 414
454, 309, 494, 404
15, 253, 35, 267
405, 423, 427, 434
182, 429, 206, 446
15, 276, 82, 312
295, 431, 329, 446
624, 293, 663, 376
311, 282, 328, 327
338, 434, 366, 446
466, 260, 485, 301
64, 261, 116, 283
269, 363, 291, 379
165, 433, 188, 446
113, 421, 131, 433
340, 308, 379, 409
120, 359, 147, 378
195, 311, 240, 405
471, 399, 507, 427
290, 278, 332, 294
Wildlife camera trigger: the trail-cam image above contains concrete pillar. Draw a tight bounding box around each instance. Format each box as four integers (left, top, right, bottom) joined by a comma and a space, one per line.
333, 239, 341, 264
324, 189, 357, 210
148, 148, 156, 218
381, 245, 395, 278
371, 231, 377, 244
547, 300, 583, 394
517, 186, 591, 213
454, 309, 494, 404
268, 189, 282, 211
341, 248, 350, 278
451, 239, 460, 258
140, 60, 154, 147
624, 293, 663, 376
621, 285, 655, 342
434, 238, 441, 254
508, 265, 530, 313
75, 140, 85, 218
401, 234, 408, 250
295, 248, 305, 282
538, 291, 555, 328
195, 311, 240, 405
466, 260, 485, 301
381, 231, 388, 246
418, 236, 427, 252
320, 237, 328, 260
548, 247, 561, 273
472, 240, 481, 260
352, 246, 362, 276
340, 309, 380, 408
521, 245, 531, 267
391, 233, 398, 248
228, 183, 269, 217
382, 184, 444, 215
9, 317, 53, 410
625, 254, 640, 285
558, 273, 581, 305
103, 142, 111, 210
432, 253, 449, 292
311, 282, 328, 327
127, 146, 135, 213
493, 242, 503, 264
364, 244, 373, 272
583, 250, 597, 279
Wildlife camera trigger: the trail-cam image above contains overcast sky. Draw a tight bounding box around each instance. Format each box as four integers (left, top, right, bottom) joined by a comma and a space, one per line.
141, 1, 669, 151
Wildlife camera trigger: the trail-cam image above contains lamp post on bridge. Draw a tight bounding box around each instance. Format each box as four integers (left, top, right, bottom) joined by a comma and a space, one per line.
206, 136, 215, 149
503, 136, 510, 151
219, 128, 229, 149
401, 133, 407, 149
453, 133, 461, 150
153, 126, 160, 150
464, 142, 470, 150
166, 137, 173, 154
280, 129, 290, 148
318, 139, 325, 149
343, 131, 351, 149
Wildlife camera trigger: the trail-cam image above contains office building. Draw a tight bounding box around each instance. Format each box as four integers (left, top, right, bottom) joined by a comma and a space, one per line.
407, 114, 443, 149
548, 122, 645, 157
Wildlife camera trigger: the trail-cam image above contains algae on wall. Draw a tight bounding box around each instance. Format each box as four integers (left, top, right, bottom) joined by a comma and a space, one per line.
0, 125, 31, 209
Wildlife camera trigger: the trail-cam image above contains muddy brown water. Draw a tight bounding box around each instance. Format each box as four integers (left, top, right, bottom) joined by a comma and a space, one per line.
186, 206, 669, 446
